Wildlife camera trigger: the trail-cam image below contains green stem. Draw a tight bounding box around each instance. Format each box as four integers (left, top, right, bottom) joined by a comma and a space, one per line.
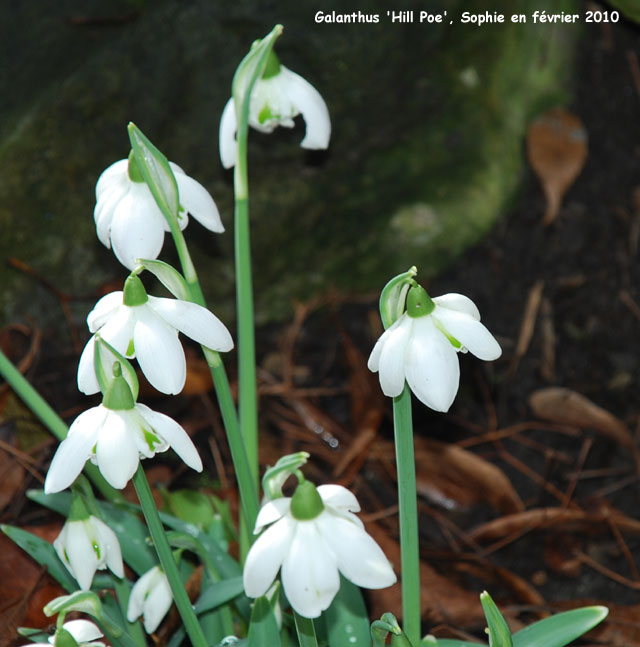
392, 386, 420, 645
132, 465, 207, 647
167, 223, 258, 539
293, 611, 319, 647
234, 121, 259, 493
0, 348, 120, 503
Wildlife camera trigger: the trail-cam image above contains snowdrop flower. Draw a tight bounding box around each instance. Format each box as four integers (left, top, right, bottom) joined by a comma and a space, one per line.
53, 496, 124, 590
29, 620, 106, 647
368, 286, 501, 412
127, 565, 172, 634
219, 51, 330, 168
94, 153, 224, 270
45, 364, 203, 492
78, 274, 233, 395
243, 480, 396, 618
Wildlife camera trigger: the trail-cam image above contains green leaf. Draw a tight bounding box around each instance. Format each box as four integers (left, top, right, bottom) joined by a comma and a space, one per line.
323, 577, 371, 647
480, 592, 513, 647
162, 488, 215, 530
512, 606, 609, 647
248, 595, 280, 647
194, 576, 244, 614
379, 266, 417, 329
421, 641, 485, 647
1, 524, 77, 592
127, 122, 179, 226
135, 259, 190, 300
605, 0, 640, 22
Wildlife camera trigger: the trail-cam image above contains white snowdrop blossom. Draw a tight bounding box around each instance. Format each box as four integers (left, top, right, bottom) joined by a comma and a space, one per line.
54, 514, 124, 590
94, 156, 224, 270
29, 620, 105, 647
219, 57, 331, 168
77, 275, 234, 396
368, 288, 502, 412
243, 481, 396, 618
127, 565, 173, 634
44, 400, 202, 492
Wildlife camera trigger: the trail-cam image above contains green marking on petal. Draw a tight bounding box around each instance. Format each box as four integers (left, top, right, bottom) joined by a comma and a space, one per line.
258, 103, 272, 125
433, 320, 463, 349
143, 427, 161, 451
93, 540, 101, 559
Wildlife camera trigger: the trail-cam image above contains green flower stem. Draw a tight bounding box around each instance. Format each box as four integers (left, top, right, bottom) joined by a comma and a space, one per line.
234, 122, 259, 494
392, 386, 420, 645
0, 347, 120, 503
293, 611, 319, 647
166, 223, 259, 541
132, 465, 207, 647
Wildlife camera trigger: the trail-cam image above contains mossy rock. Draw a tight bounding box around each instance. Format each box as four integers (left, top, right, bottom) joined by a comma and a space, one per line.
0, 0, 579, 326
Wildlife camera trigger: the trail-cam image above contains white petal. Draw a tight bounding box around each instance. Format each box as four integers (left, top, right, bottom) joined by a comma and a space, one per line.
95, 411, 140, 489
175, 173, 224, 233
87, 292, 124, 332
219, 98, 238, 169
45, 407, 104, 493
243, 515, 294, 598
404, 317, 460, 412
280, 66, 331, 150
432, 293, 481, 320
142, 570, 173, 633
254, 498, 291, 533
63, 619, 104, 643
77, 336, 100, 395
127, 567, 158, 622
96, 160, 128, 199
109, 188, 166, 270
318, 512, 396, 589
317, 485, 360, 513
64, 521, 99, 590
91, 517, 125, 578
95, 306, 137, 356
282, 521, 339, 618
132, 306, 186, 394
94, 186, 124, 248
147, 296, 234, 352
432, 307, 502, 361
136, 404, 202, 472
377, 315, 413, 397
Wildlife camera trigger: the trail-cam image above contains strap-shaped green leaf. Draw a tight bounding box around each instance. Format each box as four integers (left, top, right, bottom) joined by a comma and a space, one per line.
323, 577, 371, 647
512, 606, 608, 647
480, 592, 513, 647
248, 595, 281, 647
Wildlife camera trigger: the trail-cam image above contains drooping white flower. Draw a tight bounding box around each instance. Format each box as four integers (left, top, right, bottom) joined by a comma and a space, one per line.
368, 287, 501, 412
127, 565, 173, 634
53, 504, 124, 590
77, 274, 233, 396
243, 481, 396, 619
94, 155, 224, 270
44, 398, 202, 492
219, 54, 331, 168
29, 619, 106, 647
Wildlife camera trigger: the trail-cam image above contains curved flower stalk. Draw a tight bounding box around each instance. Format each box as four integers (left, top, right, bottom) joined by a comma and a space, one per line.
28, 620, 106, 647
368, 286, 501, 412
127, 565, 173, 634
77, 274, 233, 396
45, 365, 202, 492
53, 497, 124, 590
95, 154, 223, 270
243, 480, 396, 618
219, 51, 331, 168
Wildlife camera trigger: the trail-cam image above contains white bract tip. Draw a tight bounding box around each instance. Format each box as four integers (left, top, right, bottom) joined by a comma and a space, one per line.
242, 483, 396, 618
219, 65, 331, 168
368, 293, 502, 412
94, 159, 224, 270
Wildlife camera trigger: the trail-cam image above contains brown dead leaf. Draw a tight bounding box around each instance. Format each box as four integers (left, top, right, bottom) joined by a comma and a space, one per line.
526, 107, 588, 226
528, 388, 638, 463
414, 438, 524, 515
0, 444, 25, 513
